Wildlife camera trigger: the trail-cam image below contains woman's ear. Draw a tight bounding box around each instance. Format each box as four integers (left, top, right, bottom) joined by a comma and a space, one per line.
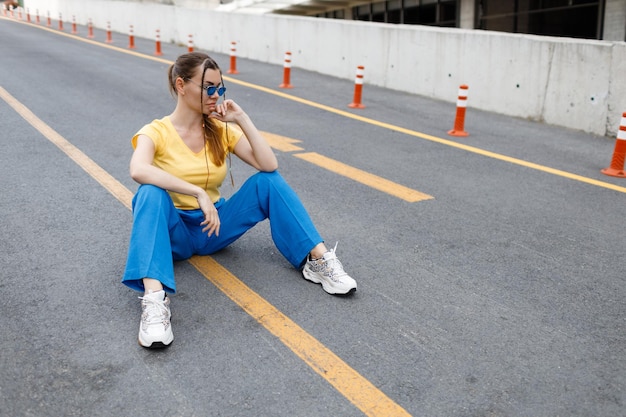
175, 77, 186, 95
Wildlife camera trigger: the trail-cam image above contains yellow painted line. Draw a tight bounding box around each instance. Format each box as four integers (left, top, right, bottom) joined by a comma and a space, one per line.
230, 78, 626, 194
264, 132, 432, 201
5, 13, 626, 194
3, 17, 430, 202
0, 85, 133, 210
0, 84, 410, 417
189, 256, 411, 417
12, 14, 622, 196
0, 15, 172, 65
296, 152, 433, 202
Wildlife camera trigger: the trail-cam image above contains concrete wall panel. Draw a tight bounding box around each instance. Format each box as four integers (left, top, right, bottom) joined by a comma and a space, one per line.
542, 40, 610, 135
608, 42, 626, 134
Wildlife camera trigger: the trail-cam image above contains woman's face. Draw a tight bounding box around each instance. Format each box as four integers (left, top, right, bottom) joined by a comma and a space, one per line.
184, 67, 223, 115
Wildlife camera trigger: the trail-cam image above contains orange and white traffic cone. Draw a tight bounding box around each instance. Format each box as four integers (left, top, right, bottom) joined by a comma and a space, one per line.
187, 34, 194, 53
87, 19, 94, 39
601, 112, 626, 178
448, 85, 469, 137
71, 15, 77, 34
279, 52, 293, 89
106, 21, 113, 43
154, 29, 163, 56
348, 65, 365, 109
58, 13, 63, 31
128, 25, 136, 49
228, 41, 239, 74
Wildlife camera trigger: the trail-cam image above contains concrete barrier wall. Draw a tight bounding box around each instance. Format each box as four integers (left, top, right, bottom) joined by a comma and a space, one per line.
21, 0, 626, 137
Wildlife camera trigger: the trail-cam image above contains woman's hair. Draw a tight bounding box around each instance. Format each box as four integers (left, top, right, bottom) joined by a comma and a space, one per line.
168, 52, 227, 167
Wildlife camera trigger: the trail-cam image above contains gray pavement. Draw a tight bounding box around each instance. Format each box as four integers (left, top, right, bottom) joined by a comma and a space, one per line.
1, 15, 625, 417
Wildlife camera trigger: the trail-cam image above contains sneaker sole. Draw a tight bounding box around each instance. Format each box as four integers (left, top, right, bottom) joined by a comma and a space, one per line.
302, 270, 357, 296
337, 287, 357, 296
138, 338, 173, 349
138, 328, 174, 349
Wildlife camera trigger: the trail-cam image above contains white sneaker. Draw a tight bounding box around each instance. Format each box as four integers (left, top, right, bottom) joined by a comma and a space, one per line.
302, 243, 357, 295
138, 290, 173, 348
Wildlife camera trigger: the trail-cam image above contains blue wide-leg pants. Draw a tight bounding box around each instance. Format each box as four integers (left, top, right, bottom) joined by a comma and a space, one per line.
122, 171, 323, 293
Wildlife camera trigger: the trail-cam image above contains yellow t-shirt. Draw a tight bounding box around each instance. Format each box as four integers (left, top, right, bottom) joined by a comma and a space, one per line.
132, 116, 241, 210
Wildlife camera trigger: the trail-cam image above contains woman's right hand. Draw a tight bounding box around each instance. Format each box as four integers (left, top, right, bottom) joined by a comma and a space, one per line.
197, 192, 220, 237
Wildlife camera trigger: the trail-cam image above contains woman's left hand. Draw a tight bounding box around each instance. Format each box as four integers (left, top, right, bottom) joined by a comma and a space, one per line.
210, 99, 243, 123
197, 191, 220, 237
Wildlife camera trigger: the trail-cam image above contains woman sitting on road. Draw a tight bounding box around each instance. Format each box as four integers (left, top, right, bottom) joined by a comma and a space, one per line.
122, 52, 357, 349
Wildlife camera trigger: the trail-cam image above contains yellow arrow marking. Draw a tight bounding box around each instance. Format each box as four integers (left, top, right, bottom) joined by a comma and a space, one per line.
262, 131, 305, 152
262, 131, 432, 202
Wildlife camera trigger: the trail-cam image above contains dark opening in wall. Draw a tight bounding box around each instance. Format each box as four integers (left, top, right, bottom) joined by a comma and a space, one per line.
478, 0, 604, 40
351, 0, 458, 26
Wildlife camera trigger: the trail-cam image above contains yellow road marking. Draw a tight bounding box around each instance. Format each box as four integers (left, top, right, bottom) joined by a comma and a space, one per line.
2, 17, 430, 202
263, 131, 431, 201
189, 256, 411, 417
6, 17, 625, 413
231, 77, 626, 194
0, 85, 134, 210
262, 131, 305, 152
0, 15, 173, 65
0, 84, 411, 416
10, 15, 623, 195
296, 152, 433, 202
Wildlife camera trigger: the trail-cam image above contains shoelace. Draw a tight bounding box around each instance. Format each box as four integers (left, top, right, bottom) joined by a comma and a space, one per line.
324, 242, 348, 279
139, 295, 169, 325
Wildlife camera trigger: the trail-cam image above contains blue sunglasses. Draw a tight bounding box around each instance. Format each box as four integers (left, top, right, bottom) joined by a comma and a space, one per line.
186, 79, 227, 97
204, 84, 226, 97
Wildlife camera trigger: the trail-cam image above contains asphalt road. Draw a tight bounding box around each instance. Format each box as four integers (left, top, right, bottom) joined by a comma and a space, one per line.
1, 15, 625, 417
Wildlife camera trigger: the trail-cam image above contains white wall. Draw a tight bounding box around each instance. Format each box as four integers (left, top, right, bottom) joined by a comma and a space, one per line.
20, 0, 626, 137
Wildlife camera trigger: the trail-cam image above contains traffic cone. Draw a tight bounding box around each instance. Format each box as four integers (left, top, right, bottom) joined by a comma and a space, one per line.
106, 21, 112, 43
187, 34, 194, 53
128, 25, 136, 49
348, 65, 365, 109
601, 112, 626, 178
448, 85, 469, 137
154, 29, 163, 56
279, 52, 293, 89
228, 41, 239, 74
